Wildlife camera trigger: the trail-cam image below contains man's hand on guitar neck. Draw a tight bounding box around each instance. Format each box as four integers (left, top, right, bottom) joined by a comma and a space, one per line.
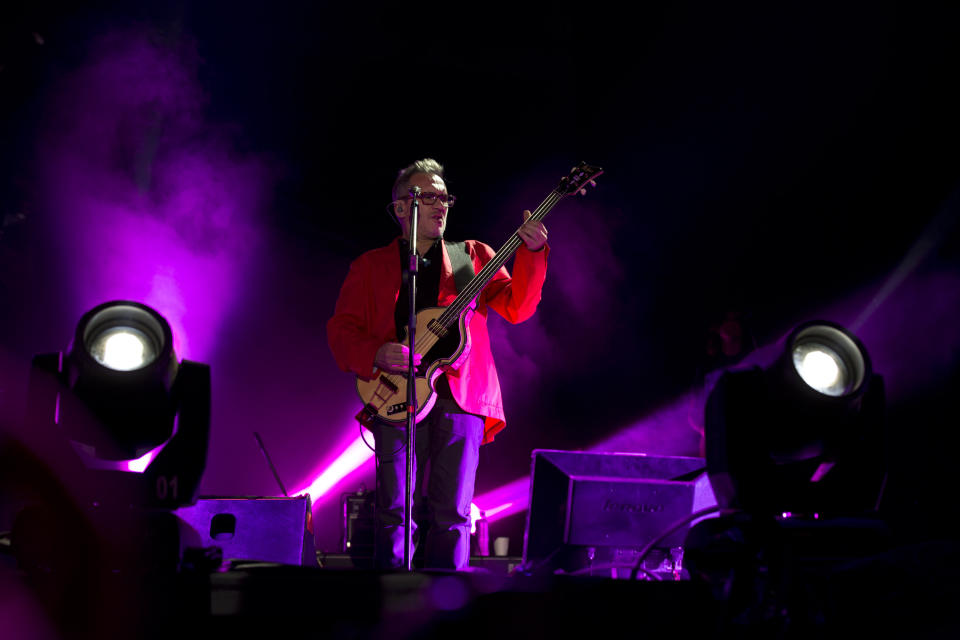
518, 209, 548, 252
374, 342, 423, 374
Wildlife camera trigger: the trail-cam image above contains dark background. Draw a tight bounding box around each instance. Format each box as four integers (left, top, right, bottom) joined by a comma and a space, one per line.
2, 1, 959, 554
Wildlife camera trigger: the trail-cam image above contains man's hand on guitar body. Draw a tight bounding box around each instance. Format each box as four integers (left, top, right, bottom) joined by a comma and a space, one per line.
375, 342, 422, 374
518, 209, 548, 251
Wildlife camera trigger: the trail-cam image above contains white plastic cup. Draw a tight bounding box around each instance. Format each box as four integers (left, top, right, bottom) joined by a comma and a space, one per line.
493, 536, 509, 557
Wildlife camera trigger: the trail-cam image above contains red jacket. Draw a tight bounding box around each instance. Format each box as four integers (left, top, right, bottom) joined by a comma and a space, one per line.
327, 237, 549, 444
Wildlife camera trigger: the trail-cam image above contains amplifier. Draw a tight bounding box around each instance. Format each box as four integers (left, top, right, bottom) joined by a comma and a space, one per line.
175, 495, 315, 566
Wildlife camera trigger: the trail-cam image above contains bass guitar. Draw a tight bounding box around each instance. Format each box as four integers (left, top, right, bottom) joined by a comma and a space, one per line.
355, 161, 603, 427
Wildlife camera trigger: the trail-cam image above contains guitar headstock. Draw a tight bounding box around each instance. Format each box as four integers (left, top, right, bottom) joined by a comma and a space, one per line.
557, 161, 603, 197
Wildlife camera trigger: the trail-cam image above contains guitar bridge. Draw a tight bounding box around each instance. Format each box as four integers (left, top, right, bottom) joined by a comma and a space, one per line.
356, 375, 402, 427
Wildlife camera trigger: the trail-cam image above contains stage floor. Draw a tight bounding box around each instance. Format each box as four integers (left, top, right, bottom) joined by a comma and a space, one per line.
200, 561, 715, 639
185, 540, 960, 639
6, 540, 960, 639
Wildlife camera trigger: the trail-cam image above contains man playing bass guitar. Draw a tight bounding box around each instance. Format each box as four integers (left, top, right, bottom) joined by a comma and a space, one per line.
326, 158, 549, 570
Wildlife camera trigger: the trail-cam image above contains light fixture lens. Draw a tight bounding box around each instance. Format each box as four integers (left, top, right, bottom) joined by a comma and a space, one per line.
792, 343, 847, 396
787, 322, 869, 398
89, 327, 156, 371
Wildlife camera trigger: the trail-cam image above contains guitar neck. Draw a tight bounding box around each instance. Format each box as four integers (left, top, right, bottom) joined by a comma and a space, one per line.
439, 188, 565, 326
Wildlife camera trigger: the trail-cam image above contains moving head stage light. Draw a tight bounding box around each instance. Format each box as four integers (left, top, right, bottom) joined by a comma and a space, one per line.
687, 321, 895, 632
8, 301, 212, 637
704, 319, 886, 518
27, 300, 211, 509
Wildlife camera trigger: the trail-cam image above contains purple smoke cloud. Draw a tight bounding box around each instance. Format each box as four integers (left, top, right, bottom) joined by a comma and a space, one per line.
488, 182, 628, 398
35, 27, 273, 362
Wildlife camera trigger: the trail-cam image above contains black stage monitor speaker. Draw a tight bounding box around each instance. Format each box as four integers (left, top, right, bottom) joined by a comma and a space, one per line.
522, 450, 717, 576
175, 495, 315, 566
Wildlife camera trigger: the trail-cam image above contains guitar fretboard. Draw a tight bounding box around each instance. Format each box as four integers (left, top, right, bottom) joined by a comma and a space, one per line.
436, 188, 564, 328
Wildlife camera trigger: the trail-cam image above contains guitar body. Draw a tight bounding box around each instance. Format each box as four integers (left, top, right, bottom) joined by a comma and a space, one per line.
356, 304, 475, 427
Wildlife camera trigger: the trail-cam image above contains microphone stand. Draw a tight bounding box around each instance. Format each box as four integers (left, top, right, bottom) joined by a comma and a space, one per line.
403, 185, 421, 572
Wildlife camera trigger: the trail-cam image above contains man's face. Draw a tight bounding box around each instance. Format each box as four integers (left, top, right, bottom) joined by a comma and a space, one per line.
397, 172, 449, 241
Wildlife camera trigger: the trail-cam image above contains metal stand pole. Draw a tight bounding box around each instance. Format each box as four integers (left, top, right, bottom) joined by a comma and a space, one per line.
403, 185, 420, 572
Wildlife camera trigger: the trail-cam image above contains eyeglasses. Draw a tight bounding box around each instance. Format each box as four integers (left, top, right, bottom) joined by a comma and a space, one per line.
399, 192, 456, 207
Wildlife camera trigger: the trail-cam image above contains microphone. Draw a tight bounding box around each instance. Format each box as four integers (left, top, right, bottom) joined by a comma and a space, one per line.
409, 185, 422, 198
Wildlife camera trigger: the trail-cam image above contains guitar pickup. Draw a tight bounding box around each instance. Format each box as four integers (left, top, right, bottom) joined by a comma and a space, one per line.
427, 319, 448, 338
379, 375, 398, 393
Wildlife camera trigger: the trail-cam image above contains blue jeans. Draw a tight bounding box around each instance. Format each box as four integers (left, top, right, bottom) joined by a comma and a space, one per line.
370, 391, 484, 570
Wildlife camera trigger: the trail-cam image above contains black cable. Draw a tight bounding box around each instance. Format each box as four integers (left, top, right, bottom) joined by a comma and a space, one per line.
360, 420, 406, 458
564, 563, 663, 580
629, 505, 741, 580
515, 546, 563, 576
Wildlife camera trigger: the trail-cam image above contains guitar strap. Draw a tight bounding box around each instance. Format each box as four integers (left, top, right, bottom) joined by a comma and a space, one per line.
444, 240, 475, 293
436, 241, 474, 396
